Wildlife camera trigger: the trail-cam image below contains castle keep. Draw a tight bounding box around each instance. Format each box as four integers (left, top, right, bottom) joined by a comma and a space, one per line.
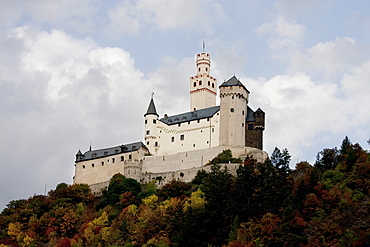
73, 52, 267, 195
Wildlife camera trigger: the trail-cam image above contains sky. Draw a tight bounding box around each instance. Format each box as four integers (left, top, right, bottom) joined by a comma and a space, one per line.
1, 0, 369, 210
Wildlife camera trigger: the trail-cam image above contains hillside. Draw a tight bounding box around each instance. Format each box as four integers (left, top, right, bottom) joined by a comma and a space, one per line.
1, 137, 370, 247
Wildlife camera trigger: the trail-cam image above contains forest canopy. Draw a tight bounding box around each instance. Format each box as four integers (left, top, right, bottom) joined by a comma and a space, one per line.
1, 137, 369, 246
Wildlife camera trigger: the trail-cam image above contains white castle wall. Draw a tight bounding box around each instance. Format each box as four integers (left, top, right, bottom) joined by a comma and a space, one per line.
145, 113, 220, 156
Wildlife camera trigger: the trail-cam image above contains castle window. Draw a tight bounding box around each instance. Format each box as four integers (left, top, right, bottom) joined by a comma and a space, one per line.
199, 81, 202, 85
230, 108, 234, 112
155, 142, 158, 147
232, 96, 234, 99
153, 119, 156, 124
112, 158, 115, 163
178, 123, 181, 127
101, 161, 104, 166
206, 67, 208, 71
207, 118, 209, 121
115, 149, 119, 153
147, 141, 149, 145
248, 124, 254, 130
208, 81, 210, 86
193, 144, 195, 147
242, 123, 244, 127
194, 82, 196, 87
146, 130, 150, 135
104, 151, 108, 155
212, 83, 214, 88
199, 68, 201, 71
188, 121, 190, 124
257, 113, 261, 117
171, 137, 174, 142
212, 128, 214, 132
121, 156, 124, 161
82, 165, 85, 169
180, 134, 184, 140
92, 164, 94, 167
197, 119, 200, 123
145, 119, 148, 124
242, 110, 244, 115
129, 154, 132, 159
92, 153, 97, 157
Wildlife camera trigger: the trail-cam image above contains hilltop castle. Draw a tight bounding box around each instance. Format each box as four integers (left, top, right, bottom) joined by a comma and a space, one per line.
73, 52, 268, 195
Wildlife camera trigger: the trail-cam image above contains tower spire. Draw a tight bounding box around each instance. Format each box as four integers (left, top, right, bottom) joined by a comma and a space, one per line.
202, 40, 205, 53
144, 94, 159, 117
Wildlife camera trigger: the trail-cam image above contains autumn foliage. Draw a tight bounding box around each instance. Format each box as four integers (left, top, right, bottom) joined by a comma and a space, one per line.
1, 137, 370, 246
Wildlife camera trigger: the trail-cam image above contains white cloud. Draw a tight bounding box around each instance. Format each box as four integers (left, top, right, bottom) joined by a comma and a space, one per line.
106, 0, 224, 37
256, 16, 305, 57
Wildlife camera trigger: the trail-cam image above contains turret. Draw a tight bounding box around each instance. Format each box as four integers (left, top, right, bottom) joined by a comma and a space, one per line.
219, 76, 249, 147
144, 96, 160, 155
190, 53, 217, 111
75, 149, 84, 162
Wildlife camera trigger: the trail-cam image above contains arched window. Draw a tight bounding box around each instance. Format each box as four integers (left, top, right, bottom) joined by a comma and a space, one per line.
101, 161, 104, 166
129, 154, 132, 159
82, 165, 85, 169
112, 158, 115, 163
212, 83, 214, 88
92, 163, 94, 167
205, 67, 208, 71
208, 81, 210, 86
199, 81, 202, 86
121, 156, 124, 161
193, 82, 196, 87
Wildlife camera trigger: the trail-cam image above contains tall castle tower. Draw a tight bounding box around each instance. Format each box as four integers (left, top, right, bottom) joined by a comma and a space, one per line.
144, 96, 159, 155
190, 53, 217, 111
219, 76, 249, 147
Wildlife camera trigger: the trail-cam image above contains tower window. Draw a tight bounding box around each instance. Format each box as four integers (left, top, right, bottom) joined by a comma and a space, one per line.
194, 82, 196, 87
145, 119, 148, 124
121, 156, 124, 161
155, 142, 158, 147
242, 123, 244, 127
146, 130, 150, 135
101, 161, 104, 166
199, 68, 201, 71
129, 154, 132, 159
82, 165, 85, 169
178, 123, 181, 127
147, 141, 149, 145
230, 108, 234, 112
180, 134, 184, 141
208, 81, 210, 86
153, 119, 156, 124
199, 81, 202, 86
171, 137, 174, 142
206, 67, 208, 71
212, 83, 214, 88
92, 164, 94, 168
242, 110, 244, 115
112, 158, 115, 163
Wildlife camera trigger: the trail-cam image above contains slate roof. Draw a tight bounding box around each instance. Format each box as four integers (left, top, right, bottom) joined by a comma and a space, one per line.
144, 98, 159, 117
75, 141, 147, 162
160, 105, 220, 125
219, 75, 250, 93
246, 106, 255, 122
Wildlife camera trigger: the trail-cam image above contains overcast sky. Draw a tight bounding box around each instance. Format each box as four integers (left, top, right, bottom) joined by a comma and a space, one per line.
1, 0, 369, 210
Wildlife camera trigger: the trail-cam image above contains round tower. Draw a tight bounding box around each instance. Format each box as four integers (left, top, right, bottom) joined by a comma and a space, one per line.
219, 76, 249, 147
190, 53, 217, 111
144, 96, 160, 155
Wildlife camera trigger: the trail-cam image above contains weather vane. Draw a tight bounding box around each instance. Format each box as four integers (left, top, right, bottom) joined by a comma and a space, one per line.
151, 92, 154, 99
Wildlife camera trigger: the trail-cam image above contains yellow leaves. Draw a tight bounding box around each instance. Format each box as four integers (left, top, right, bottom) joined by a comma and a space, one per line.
23, 234, 35, 247
7, 222, 22, 238
142, 194, 158, 209
183, 188, 206, 211
83, 211, 111, 246
127, 204, 138, 215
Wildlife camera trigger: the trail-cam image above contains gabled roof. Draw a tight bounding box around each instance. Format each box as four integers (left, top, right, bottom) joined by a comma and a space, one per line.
160, 106, 220, 125
256, 107, 265, 113
246, 106, 255, 122
144, 98, 159, 117
219, 75, 249, 93
75, 141, 147, 162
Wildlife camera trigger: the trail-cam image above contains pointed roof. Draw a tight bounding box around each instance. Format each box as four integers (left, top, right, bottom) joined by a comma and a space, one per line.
256, 107, 264, 113
144, 97, 159, 117
219, 75, 249, 93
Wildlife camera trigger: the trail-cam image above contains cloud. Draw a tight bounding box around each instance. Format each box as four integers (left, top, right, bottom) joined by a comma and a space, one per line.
256, 16, 305, 57
0, 0, 97, 33
106, 0, 225, 37
0, 26, 152, 209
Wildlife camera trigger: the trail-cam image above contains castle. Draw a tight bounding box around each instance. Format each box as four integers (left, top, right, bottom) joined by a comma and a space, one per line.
73, 52, 268, 195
